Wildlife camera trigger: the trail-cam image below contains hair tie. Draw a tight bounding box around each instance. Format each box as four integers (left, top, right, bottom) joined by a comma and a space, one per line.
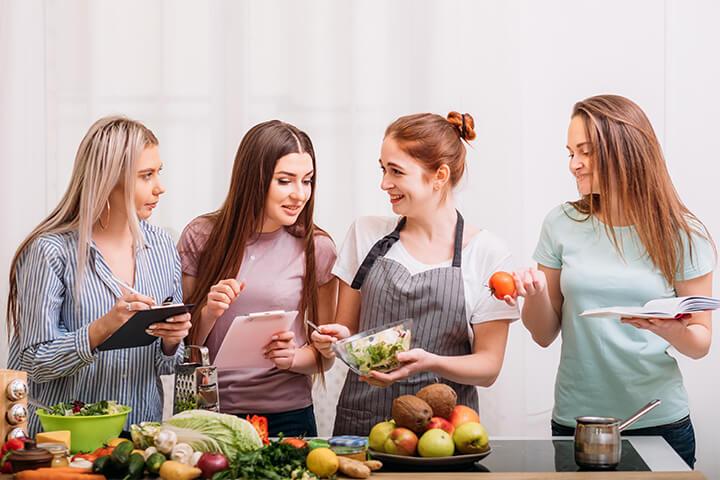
461, 114, 467, 139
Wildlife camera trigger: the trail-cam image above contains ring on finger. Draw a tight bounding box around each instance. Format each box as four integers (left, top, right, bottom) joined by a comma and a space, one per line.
126, 302, 132, 312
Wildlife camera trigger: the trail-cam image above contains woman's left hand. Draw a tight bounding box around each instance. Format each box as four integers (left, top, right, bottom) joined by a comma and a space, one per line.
621, 314, 691, 337
148, 313, 192, 355
263, 330, 296, 370
359, 348, 436, 388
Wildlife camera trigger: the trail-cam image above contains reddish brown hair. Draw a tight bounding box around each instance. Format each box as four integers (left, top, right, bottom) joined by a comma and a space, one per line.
186, 120, 328, 375
569, 94, 715, 286
384, 111, 476, 187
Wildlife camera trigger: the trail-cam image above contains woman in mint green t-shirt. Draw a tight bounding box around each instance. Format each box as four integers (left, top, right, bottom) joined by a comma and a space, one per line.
506, 95, 714, 468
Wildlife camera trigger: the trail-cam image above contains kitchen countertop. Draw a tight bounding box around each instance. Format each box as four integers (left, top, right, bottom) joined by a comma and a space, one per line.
0, 436, 706, 479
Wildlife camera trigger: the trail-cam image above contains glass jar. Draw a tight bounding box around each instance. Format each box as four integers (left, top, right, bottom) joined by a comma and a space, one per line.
37, 443, 69, 468
329, 436, 368, 462
331, 445, 367, 462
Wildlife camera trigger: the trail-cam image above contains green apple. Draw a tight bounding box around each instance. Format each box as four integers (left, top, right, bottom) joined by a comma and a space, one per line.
417, 428, 455, 457
452, 421, 489, 454
368, 420, 395, 452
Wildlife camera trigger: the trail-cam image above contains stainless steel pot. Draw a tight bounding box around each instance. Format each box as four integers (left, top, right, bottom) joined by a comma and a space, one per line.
574, 399, 661, 469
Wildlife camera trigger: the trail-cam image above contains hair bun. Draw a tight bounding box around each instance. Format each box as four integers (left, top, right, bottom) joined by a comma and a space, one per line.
446, 111, 476, 141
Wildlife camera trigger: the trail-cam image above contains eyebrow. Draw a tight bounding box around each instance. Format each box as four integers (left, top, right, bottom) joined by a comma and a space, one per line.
566, 142, 591, 150
275, 170, 314, 177
378, 158, 404, 170
137, 167, 159, 174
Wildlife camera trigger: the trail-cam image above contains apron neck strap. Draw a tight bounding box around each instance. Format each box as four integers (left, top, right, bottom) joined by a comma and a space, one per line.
452, 210, 464, 268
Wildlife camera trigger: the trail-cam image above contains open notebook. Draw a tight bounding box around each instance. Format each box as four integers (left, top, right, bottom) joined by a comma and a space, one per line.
580, 296, 720, 319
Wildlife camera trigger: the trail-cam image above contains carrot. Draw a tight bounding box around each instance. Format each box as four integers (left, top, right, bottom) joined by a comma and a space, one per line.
15, 470, 105, 480
28, 467, 94, 474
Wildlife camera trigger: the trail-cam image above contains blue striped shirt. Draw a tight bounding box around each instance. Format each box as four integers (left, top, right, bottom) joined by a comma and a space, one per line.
8, 220, 184, 435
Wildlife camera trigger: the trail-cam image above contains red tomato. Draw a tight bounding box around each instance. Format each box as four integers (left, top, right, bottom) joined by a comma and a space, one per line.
92, 446, 114, 457
72, 453, 98, 462
489, 271, 515, 300
1, 438, 25, 455
282, 438, 308, 449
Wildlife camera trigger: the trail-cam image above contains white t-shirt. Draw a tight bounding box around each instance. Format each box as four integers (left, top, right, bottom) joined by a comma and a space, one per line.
332, 216, 520, 327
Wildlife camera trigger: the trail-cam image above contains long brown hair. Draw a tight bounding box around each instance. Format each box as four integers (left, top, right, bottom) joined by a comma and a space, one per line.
6, 116, 158, 339
569, 94, 714, 286
186, 120, 326, 374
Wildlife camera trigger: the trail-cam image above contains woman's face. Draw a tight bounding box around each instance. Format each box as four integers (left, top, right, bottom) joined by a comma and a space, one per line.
567, 115, 600, 196
379, 137, 435, 216
108, 145, 165, 220
262, 152, 314, 232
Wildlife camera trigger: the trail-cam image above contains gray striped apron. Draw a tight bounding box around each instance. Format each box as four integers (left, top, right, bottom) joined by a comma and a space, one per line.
333, 211, 478, 435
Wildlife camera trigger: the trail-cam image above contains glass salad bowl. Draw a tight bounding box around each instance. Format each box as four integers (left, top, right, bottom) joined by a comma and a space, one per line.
332, 319, 412, 376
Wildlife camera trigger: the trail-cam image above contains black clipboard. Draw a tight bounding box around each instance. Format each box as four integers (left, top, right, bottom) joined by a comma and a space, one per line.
97, 303, 194, 351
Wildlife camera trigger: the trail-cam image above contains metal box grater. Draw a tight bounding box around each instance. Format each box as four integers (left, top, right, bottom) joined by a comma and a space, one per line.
172, 345, 219, 414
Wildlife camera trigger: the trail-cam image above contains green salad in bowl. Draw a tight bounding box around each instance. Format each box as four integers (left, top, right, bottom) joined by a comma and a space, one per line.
332, 319, 412, 375
46, 399, 126, 416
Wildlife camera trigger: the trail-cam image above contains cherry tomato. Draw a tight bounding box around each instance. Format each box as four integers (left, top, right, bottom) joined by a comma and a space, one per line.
282, 438, 308, 449
71, 452, 98, 462
489, 271, 515, 300
92, 446, 114, 457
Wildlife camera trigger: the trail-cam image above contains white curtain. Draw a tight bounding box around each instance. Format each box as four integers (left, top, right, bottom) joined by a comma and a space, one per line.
2, 1, 719, 476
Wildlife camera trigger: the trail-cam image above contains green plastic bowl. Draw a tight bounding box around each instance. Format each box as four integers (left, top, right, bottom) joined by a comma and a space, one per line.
35, 405, 131, 453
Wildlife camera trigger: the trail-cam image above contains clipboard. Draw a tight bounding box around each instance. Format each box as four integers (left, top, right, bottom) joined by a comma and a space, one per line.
214, 310, 297, 369
97, 303, 194, 351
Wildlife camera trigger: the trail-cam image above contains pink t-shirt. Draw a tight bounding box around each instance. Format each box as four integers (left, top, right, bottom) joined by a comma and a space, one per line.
177, 216, 337, 414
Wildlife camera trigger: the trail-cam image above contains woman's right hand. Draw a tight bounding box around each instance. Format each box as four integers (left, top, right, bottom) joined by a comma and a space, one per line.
503, 267, 548, 307
90, 293, 155, 348
203, 279, 244, 320
310, 323, 351, 359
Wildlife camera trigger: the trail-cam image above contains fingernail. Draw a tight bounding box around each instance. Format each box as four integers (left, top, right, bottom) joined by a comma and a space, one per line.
145, 329, 154, 335
271, 335, 278, 340
148, 324, 157, 330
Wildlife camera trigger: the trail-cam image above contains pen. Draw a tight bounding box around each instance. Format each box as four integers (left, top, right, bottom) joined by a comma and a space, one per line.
305, 319, 323, 333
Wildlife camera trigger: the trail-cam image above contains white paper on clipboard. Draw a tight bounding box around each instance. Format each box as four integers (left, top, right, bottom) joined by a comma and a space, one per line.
214, 310, 298, 369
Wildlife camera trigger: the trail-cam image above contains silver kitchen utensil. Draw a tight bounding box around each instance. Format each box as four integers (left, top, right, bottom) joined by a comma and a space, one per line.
574, 399, 661, 469
172, 345, 220, 414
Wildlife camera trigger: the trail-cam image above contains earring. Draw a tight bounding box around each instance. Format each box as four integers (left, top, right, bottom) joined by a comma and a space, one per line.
99, 200, 110, 229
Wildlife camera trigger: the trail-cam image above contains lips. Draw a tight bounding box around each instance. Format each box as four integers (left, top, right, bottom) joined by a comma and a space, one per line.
145, 202, 157, 209
282, 204, 302, 215
389, 194, 404, 204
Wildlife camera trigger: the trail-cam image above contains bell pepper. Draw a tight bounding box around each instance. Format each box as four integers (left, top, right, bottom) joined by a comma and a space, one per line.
246, 415, 269, 445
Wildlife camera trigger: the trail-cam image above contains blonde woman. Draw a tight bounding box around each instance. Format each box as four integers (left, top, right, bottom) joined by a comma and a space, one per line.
6, 116, 191, 434
507, 95, 715, 467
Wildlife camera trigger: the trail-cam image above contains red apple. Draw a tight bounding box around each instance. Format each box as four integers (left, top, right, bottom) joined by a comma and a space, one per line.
383, 427, 418, 456
449, 405, 480, 428
426, 416, 455, 436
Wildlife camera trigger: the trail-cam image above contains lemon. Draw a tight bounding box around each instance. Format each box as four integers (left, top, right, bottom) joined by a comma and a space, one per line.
306, 447, 339, 477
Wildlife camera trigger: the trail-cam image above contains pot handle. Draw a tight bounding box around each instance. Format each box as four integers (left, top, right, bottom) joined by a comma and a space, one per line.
618, 399, 661, 432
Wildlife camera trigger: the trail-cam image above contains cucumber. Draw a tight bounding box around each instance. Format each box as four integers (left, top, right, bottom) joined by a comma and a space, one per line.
123, 452, 145, 479
110, 439, 134, 468
145, 452, 166, 475
92, 455, 111, 474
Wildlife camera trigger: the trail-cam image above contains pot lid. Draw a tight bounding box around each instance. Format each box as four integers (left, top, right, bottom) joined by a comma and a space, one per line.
7, 439, 53, 463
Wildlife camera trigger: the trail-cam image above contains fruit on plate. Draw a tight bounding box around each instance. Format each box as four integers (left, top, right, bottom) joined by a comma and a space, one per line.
453, 421, 489, 454
417, 428, 455, 457
392, 395, 432, 434
426, 416, 455, 436
449, 404, 480, 428
384, 427, 418, 456
368, 420, 396, 452
415, 383, 457, 419
306, 447, 339, 477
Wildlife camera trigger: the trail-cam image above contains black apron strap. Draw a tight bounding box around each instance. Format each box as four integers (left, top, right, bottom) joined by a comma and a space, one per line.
350, 217, 407, 290
452, 210, 464, 268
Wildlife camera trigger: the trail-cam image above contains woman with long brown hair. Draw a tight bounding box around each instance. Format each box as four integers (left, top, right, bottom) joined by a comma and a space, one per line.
178, 120, 337, 437
6, 116, 191, 435
506, 95, 715, 467
312, 111, 519, 435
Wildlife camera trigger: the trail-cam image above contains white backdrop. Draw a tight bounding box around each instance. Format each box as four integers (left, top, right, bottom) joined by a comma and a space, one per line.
1, 0, 719, 476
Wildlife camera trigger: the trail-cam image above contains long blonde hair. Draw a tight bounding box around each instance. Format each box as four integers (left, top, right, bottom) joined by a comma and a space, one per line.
6, 116, 158, 338
569, 94, 715, 286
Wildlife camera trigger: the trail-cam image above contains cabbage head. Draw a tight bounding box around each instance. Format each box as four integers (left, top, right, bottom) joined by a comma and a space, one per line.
163, 410, 262, 458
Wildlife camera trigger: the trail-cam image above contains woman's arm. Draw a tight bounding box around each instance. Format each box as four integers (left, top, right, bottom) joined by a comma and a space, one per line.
310, 279, 360, 359
366, 319, 511, 387
511, 265, 563, 347
283, 277, 340, 375
621, 272, 713, 359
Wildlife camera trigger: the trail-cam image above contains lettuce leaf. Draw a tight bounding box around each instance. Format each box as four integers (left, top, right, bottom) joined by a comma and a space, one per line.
163, 410, 262, 458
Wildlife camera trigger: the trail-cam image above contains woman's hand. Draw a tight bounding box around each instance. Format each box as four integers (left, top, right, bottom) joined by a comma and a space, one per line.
203, 279, 244, 320
503, 267, 548, 307
264, 330, 296, 370
310, 323, 351, 359
359, 348, 436, 388
89, 293, 154, 350
621, 314, 692, 338
147, 313, 193, 355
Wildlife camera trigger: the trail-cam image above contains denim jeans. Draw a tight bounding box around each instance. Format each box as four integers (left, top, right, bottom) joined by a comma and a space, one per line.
551, 415, 696, 469
236, 404, 318, 437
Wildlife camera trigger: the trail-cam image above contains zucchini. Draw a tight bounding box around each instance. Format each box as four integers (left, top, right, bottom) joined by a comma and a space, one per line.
146, 452, 166, 475
111, 439, 135, 468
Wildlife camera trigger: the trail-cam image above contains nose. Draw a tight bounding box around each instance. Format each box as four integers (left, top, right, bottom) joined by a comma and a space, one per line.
569, 155, 584, 173
380, 173, 393, 191
289, 180, 306, 201
154, 177, 166, 196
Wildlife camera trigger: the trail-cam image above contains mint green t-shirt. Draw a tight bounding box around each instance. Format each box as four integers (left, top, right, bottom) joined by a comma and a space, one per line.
533, 204, 714, 429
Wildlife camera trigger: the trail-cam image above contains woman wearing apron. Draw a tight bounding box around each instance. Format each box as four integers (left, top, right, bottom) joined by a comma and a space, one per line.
314, 111, 519, 435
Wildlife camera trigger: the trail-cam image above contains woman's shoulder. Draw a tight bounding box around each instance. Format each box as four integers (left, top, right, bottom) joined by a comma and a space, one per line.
26, 231, 73, 257
351, 215, 400, 239
178, 215, 215, 251
139, 220, 175, 247
464, 228, 513, 266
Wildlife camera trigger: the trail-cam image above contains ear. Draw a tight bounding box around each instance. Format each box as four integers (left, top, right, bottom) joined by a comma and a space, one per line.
433, 164, 451, 191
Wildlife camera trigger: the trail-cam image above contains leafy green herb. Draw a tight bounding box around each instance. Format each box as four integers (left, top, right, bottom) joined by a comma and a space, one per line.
211, 438, 313, 480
